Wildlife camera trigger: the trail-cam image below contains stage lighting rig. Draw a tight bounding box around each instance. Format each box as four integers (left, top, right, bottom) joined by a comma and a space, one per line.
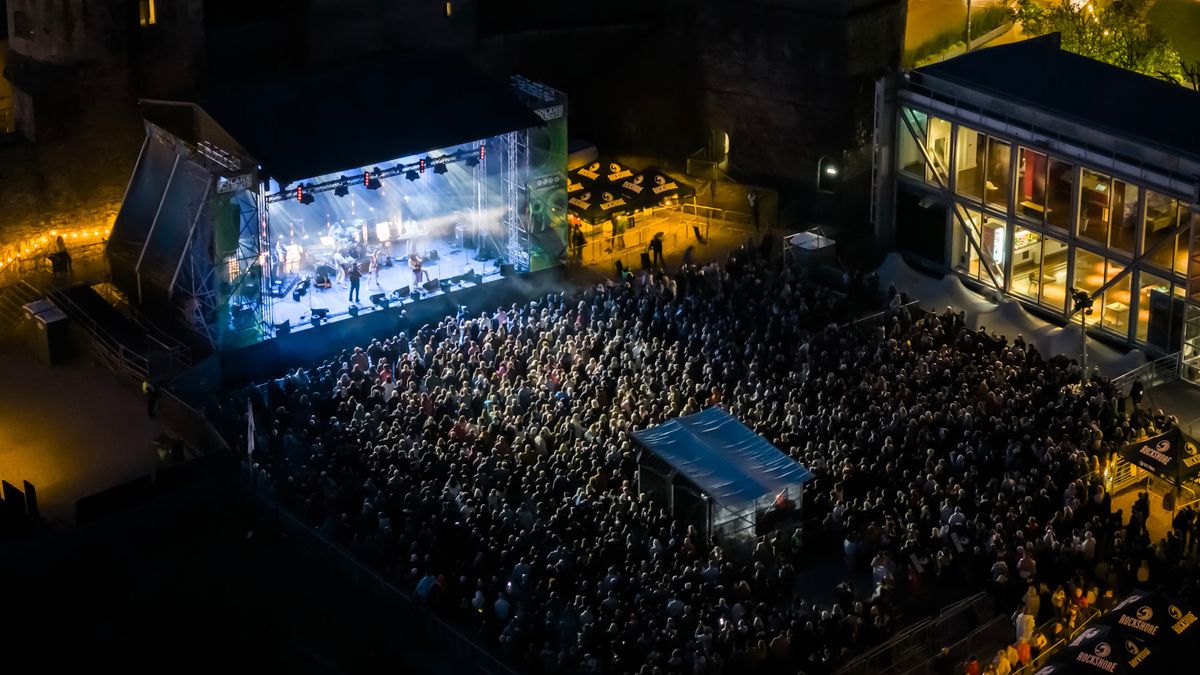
364, 168, 382, 190
433, 162, 448, 175
405, 170, 420, 181
297, 183, 314, 205
333, 176, 350, 197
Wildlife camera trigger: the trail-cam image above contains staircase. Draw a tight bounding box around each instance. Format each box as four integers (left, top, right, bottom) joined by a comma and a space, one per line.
0, 281, 42, 335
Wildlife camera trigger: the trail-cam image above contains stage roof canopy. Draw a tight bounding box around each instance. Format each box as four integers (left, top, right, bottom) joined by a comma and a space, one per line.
143, 51, 544, 185
632, 407, 812, 506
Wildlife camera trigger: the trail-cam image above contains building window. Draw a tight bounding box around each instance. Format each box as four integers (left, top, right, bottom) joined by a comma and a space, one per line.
897, 108, 950, 185
139, 0, 157, 27
1010, 226, 1042, 301
1078, 169, 1111, 246
1046, 158, 1074, 231
1110, 180, 1139, 256
955, 125, 986, 201
984, 138, 1011, 211
1016, 148, 1047, 221
953, 209, 1005, 289
1144, 190, 1179, 272
1040, 234, 1069, 312
1100, 260, 1132, 337
13, 10, 34, 39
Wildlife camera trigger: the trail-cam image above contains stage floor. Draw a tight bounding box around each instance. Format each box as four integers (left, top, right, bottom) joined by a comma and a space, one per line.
268, 233, 504, 334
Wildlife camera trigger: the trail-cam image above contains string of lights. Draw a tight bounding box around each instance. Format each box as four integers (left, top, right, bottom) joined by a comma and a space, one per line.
274, 145, 485, 205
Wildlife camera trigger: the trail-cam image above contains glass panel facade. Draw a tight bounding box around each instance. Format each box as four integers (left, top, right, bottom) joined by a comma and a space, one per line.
1078, 169, 1110, 246
1041, 234, 1068, 312
893, 105, 1197, 348
897, 108, 928, 178
897, 108, 951, 185
1011, 226, 1041, 301
953, 209, 1004, 287
1046, 158, 1074, 230
985, 138, 1012, 210
955, 126, 985, 201
1136, 272, 1172, 343
1101, 260, 1131, 336
1110, 180, 1138, 255
1144, 190, 1178, 271
1017, 148, 1047, 220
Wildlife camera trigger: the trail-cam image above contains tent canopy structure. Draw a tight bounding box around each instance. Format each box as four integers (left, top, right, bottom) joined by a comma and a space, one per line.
632, 407, 812, 507
1115, 427, 1200, 486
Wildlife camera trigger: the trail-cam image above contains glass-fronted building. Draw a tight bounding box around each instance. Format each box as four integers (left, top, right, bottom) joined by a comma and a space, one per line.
873, 35, 1200, 376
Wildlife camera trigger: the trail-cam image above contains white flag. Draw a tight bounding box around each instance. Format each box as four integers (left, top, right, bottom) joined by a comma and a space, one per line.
246, 398, 256, 463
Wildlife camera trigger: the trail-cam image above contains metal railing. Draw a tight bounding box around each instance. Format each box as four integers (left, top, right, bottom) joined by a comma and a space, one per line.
1110, 351, 1181, 398
835, 593, 994, 675
575, 214, 692, 266
45, 284, 152, 381
680, 202, 756, 229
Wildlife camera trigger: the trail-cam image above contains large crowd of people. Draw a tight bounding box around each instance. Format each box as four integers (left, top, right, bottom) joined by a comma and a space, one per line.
215, 241, 1200, 675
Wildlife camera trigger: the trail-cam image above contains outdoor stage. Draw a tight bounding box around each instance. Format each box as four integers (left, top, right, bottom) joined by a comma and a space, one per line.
264, 222, 510, 334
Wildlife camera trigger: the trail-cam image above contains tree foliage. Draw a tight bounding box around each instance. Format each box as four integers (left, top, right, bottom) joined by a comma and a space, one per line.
1015, 0, 1183, 83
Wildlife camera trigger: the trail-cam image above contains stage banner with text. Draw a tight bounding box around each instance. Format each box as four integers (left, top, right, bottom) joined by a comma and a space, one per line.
514, 78, 568, 272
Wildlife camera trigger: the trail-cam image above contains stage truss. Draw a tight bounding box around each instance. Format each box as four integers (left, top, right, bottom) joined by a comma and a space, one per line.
502, 129, 531, 272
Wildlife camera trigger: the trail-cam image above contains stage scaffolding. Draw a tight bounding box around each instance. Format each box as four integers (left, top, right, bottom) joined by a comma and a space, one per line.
502, 129, 531, 272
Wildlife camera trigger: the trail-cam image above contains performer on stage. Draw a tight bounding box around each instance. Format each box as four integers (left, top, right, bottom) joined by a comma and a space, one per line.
409, 253, 425, 285
370, 245, 385, 288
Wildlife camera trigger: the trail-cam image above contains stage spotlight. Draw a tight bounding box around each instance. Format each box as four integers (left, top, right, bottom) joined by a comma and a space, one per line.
364, 168, 382, 190
405, 170, 420, 181
433, 162, 448, 175
370, 293, 390, 309
348, 304, 360, 317
297, 183, 315, 205
464, 156, 480, 168
334, 176, 350, 198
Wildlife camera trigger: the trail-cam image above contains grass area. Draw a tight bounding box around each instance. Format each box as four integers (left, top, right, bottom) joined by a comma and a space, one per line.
1148, 0, 1200, 65
903, 5, 1014, 67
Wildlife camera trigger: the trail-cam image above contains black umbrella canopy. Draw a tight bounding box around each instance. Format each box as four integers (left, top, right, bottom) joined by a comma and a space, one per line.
1116, 427, 1200, 486
568, 160, 635, 224
618, 166, 697, 209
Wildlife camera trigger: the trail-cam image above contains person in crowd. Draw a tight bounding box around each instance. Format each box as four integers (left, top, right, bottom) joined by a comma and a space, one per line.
214, 239, 1187, 675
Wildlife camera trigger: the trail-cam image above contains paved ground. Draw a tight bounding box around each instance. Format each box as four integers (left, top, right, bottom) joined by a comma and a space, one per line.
0, 488, 453, 674
0, 332, 161, 524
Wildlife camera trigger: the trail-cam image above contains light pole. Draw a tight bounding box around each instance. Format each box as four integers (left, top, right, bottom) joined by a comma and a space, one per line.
1071, 288, 1095, 385
966, 0, 973, 51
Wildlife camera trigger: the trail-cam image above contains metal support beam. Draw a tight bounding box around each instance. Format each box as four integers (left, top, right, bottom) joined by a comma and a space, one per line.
1071, 222, 1192, 315
899, 108, 1003, 290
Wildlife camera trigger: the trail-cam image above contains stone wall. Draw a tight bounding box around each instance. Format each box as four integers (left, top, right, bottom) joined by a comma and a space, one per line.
699, 0, 906, 189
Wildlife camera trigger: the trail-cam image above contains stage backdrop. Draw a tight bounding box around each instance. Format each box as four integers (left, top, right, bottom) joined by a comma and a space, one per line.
517, 78, 569, 273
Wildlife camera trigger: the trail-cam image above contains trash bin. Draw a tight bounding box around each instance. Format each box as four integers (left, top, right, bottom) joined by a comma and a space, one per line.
29, 306, 69, 366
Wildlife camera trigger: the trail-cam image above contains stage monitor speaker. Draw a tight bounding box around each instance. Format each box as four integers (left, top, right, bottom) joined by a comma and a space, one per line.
311, 308, 329, 319
370, 293, 389, 309
392, 286, 410, 299
423, 279, 440, 292
348, 304, 360, 317
274, 320, 291, 336
500, 263, 516, 277
467, 272, 483, 285
440, 279, 453, 292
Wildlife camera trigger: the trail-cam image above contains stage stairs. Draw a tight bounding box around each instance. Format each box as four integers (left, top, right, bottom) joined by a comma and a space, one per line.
46, 283, 191, 382
0, 281, 41, 335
